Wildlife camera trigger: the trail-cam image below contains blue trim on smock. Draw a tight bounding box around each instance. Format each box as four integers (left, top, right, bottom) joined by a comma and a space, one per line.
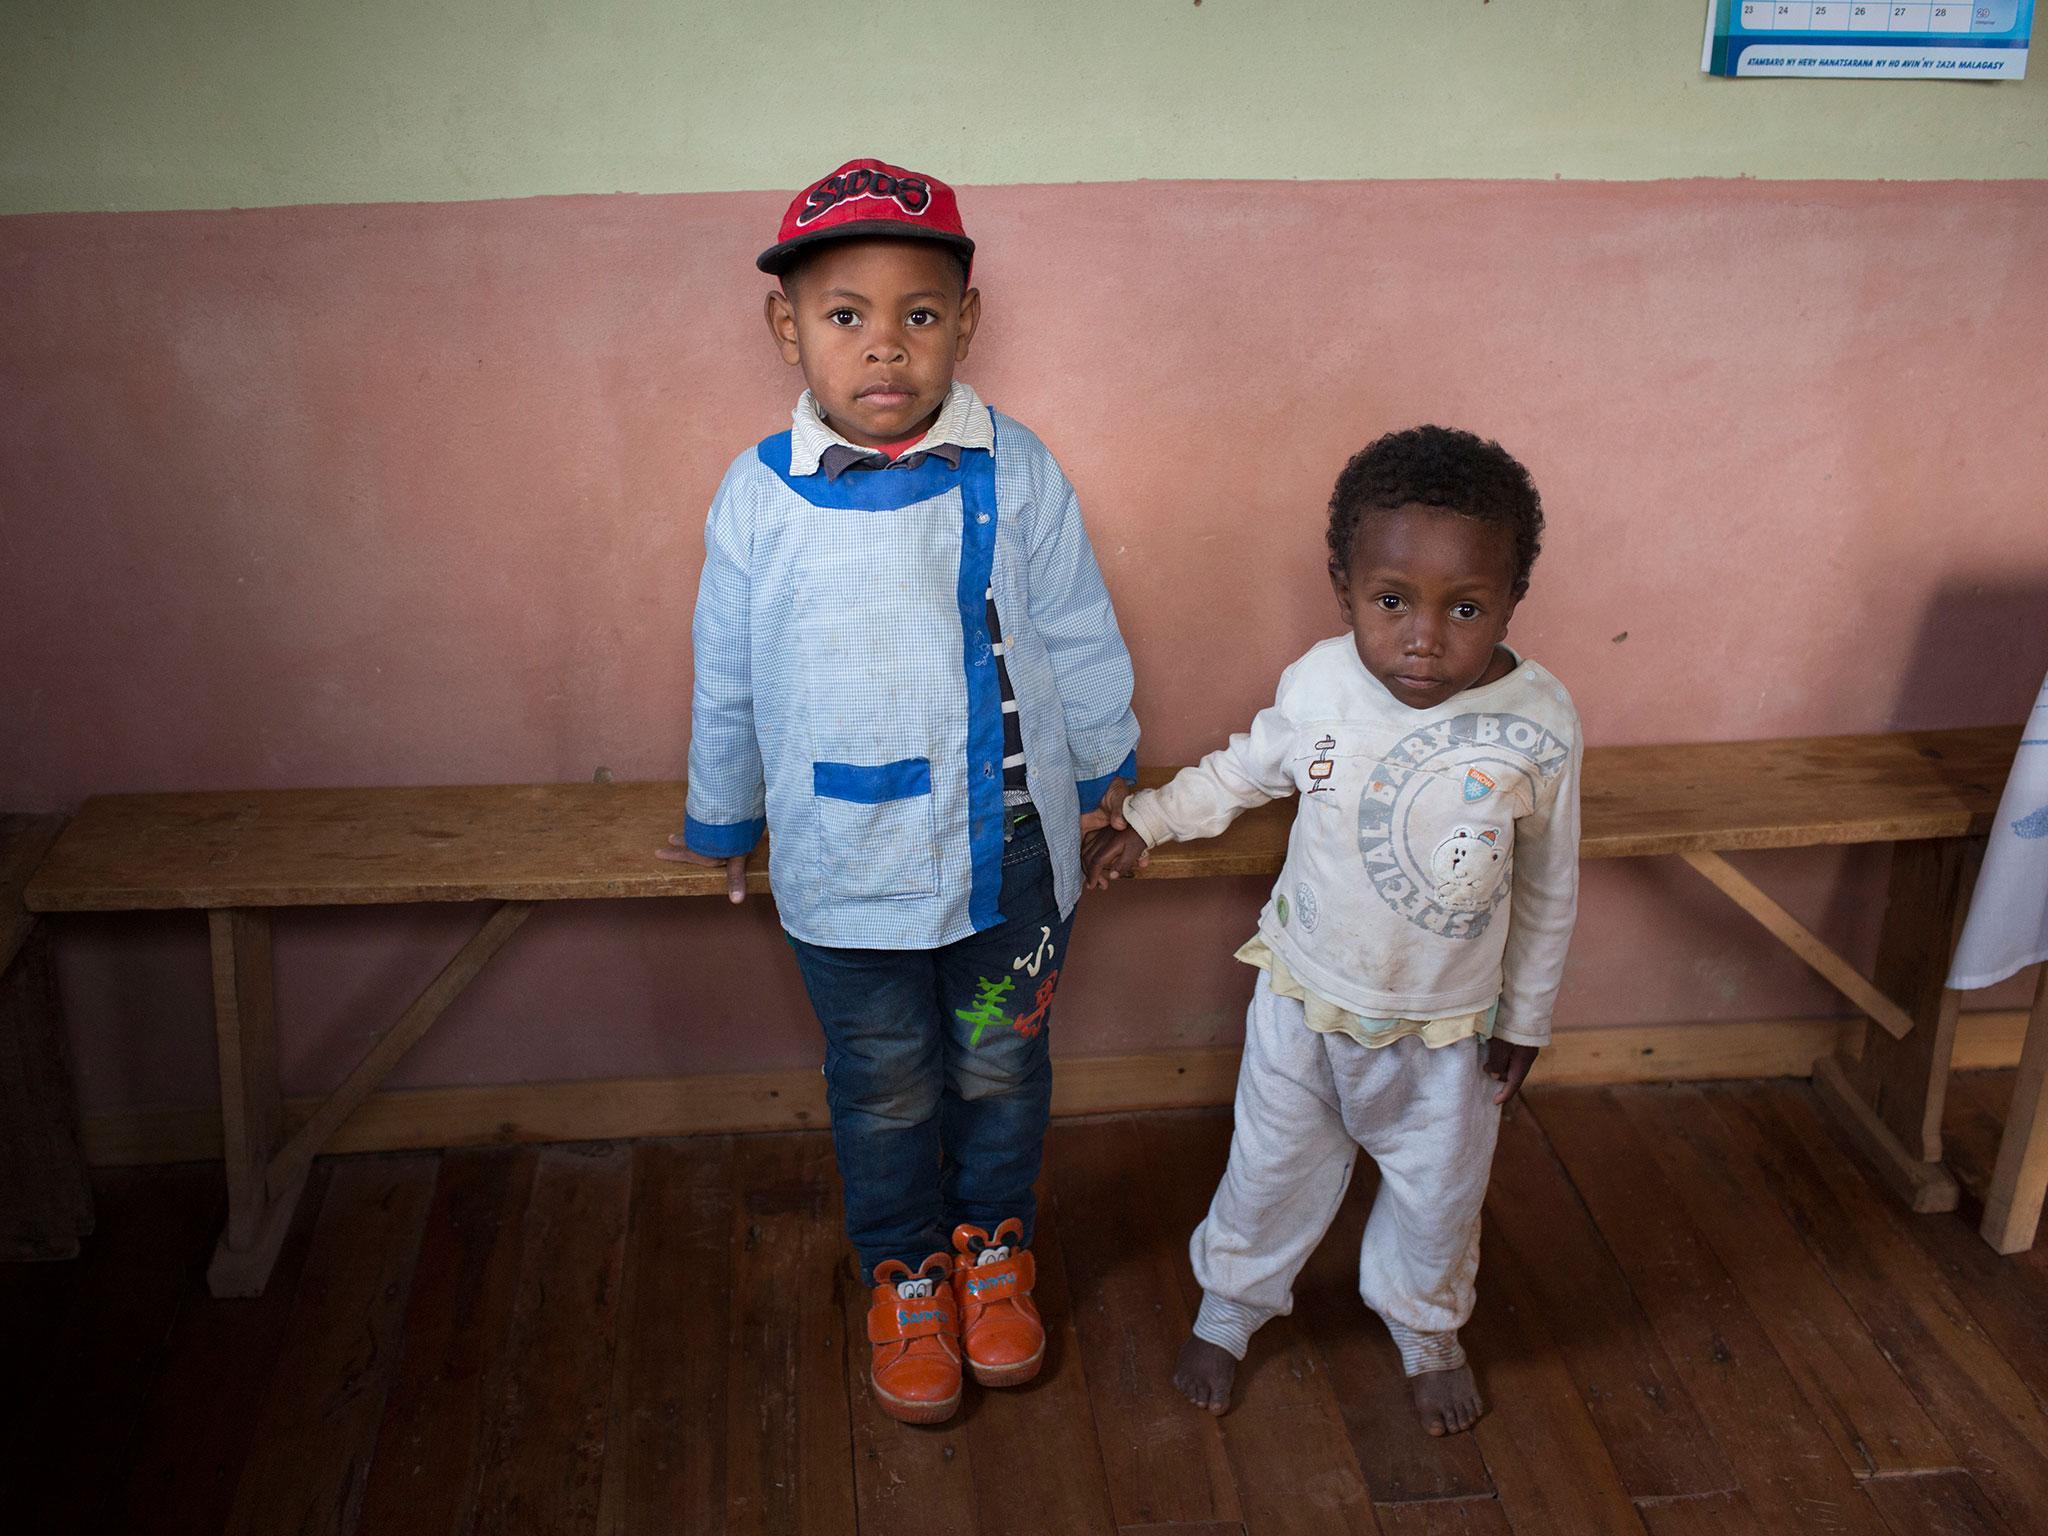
757, 431, 968, 510
684, 814, 766, 858
957, 441, 1006, 932
813, 758, 933, 804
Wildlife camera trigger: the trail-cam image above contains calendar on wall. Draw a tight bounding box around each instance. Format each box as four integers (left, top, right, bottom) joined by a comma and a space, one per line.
1703, 0, 2032, 76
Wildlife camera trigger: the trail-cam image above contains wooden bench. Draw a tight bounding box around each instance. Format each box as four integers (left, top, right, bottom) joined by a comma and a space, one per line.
24, 724, 2021, 1294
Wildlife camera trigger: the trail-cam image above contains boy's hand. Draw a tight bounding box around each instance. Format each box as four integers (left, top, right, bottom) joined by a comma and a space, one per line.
656, 834, 751, 904
1079, 776, 1135, 834
1485, 1040, 1540, 1105
1082, 826, 1149, 890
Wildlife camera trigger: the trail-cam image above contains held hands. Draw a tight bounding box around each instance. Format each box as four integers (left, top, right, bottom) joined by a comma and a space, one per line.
1083, 827, 1149, 890
655, 834, 752, 904
1079, 776, 1135, 835
663, 780, 1150, 905
1079, 776, 1149, 891
1484, 1040, 1539, 1106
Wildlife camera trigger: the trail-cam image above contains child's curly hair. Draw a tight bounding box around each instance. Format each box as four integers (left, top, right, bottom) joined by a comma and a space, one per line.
1327, 426, 1544, 599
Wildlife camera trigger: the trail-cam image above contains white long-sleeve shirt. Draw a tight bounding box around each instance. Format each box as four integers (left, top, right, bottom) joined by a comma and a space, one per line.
1123, 637, 1581, 1047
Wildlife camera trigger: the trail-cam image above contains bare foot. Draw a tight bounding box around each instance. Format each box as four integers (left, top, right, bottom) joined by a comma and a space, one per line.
1174, 1333, 1237, 1416
1410, 1363, 1484, 1436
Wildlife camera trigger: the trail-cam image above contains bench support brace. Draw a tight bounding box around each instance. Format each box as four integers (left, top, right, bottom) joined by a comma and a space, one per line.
1676, 841, 1967, 1213
204, 899, 534, 1296
1677, 851, 1916, 1040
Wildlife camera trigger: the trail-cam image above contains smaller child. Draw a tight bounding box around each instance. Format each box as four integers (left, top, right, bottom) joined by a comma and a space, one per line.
1085, 426, 1580, 1434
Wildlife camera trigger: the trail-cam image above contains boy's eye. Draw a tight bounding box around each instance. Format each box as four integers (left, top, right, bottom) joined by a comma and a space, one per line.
1375, 595, 1405, 612
1452, 603, 1481, 621
827, 308, 860, 327
906, 308, 938, 327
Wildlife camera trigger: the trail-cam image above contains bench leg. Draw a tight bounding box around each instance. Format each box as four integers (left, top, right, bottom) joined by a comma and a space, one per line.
264, 900, 532, 1202
1815, 838, 1966, 1214
205, 908, 305, 1297
1980, 968, 2048, 1254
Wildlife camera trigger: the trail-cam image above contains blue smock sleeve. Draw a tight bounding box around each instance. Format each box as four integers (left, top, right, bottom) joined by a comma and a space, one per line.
683, 466, 767, 856
1025, 465, 1139, 813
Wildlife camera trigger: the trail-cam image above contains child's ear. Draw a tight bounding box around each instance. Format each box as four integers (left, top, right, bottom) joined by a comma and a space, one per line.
1498, 591, 1523, 637
1328, 557, 1355, 623
764, 288, 801, 365
954, 287, 982, 363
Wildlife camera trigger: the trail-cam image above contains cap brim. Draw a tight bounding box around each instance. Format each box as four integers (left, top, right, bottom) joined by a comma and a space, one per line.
757, 221, 976, 276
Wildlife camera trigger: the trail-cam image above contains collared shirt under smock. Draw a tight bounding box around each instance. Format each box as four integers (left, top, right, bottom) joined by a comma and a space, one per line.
789, 381, 992, 477
684, 382, 1138, 950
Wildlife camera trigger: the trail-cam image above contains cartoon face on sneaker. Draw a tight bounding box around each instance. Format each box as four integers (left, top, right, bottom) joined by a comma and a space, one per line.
765, 237, 980, 448
1330, 503, 1520, 712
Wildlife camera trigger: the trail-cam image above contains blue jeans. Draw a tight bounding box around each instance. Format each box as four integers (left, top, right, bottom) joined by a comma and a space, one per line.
788, 812, 1075, 1278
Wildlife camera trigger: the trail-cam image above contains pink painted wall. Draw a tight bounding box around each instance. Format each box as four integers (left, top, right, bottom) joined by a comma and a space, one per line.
4, 180, 2044, 1116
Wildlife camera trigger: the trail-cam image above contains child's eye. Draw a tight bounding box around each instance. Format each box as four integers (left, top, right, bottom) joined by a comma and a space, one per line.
906, 309, 938, 327
1375, 595, 1405, 612
827, 308, 860, 327
1452, 603, 1481, 621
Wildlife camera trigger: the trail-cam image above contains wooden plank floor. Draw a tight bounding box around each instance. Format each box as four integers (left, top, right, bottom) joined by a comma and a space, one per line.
5, 1073, 2045, 1536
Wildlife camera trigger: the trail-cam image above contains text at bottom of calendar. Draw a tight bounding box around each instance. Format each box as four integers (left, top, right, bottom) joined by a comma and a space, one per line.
1704, 0, 2032, 74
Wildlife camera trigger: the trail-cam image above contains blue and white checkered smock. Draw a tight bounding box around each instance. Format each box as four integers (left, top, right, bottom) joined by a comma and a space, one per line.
684, 398, 1139, 949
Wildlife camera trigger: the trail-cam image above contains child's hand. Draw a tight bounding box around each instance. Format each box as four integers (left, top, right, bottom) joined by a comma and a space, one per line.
1083, 826, 1149, 890
1484, 1040, 1539, 1105
1079, 776, 1135, 834
656, 834, 752, 904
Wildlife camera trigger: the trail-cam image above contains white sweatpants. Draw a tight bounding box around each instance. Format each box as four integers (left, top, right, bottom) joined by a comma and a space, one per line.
1191, 971, 1502, 1376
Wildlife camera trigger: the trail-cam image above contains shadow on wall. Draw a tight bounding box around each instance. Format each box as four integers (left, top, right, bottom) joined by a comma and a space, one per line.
1807, 576, 2048, 1008
1888, 578, 2048, 733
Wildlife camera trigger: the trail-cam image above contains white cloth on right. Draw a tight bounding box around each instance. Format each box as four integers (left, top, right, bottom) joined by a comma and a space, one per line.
1948, 671, 2048, 990
1192, 971, 1502, 1377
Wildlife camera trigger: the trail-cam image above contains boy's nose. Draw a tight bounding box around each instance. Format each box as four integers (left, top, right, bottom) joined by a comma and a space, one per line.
864, 327, 909, 363
1404, 617, 1444, 655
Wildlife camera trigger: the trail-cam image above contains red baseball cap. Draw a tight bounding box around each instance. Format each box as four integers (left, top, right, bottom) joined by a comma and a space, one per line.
756, 158, 974, 279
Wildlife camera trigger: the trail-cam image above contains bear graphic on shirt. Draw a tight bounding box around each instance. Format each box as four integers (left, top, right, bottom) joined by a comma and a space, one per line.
1357, 710, 1567, 939
1430, 825, 1508, 912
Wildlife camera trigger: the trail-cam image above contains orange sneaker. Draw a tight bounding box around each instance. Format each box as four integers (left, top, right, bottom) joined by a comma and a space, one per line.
951, 1218, 1044, 1388
867, 1253, 962, 1424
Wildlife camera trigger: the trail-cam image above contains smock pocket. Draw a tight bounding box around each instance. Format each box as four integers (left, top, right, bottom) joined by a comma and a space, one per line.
812, 758, 938, 899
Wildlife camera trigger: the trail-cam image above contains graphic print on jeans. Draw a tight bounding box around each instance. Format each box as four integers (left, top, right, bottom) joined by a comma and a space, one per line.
788, 815, 1075, 1275
957, 918, 1066, 1045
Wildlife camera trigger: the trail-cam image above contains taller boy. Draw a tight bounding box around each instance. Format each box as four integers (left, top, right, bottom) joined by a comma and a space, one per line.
665, 160, 1139, 1424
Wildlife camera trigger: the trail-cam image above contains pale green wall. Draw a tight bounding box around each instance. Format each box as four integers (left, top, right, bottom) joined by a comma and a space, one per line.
4, 0, 2042, 214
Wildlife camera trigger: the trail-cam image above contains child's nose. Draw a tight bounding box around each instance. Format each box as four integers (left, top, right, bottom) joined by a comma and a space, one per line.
864, 324, 909, 363
1405, 615, 1443, 654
